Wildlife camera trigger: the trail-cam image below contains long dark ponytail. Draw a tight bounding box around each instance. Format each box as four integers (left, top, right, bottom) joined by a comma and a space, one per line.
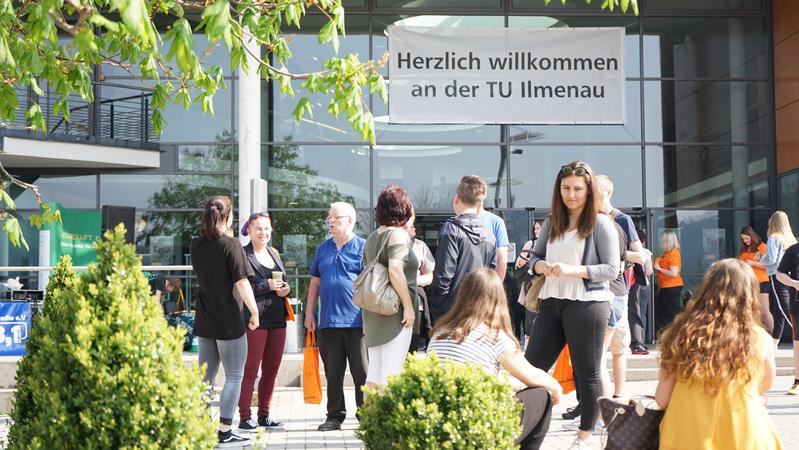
201, 196, 232, 240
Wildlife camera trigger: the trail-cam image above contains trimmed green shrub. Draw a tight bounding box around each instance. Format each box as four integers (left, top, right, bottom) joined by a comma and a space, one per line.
8, 225, 215, 449
10, 256, 80, 445
356, 353, 523, 450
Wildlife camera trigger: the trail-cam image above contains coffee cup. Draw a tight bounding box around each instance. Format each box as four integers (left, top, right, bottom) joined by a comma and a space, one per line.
272, 271, 284, 281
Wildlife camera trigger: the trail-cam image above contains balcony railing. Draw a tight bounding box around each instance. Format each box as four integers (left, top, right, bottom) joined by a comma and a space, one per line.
5, 82, 158, 147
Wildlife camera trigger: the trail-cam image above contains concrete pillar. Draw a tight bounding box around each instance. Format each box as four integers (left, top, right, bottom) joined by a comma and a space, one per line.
237, 30, 262, 240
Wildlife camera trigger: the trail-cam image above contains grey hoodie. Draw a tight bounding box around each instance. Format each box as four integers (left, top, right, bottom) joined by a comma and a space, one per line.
429, 213, 497, 324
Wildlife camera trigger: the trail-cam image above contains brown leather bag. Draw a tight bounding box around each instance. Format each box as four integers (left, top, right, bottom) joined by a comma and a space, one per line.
524, 276, 546, 312
598, 396, 664, 450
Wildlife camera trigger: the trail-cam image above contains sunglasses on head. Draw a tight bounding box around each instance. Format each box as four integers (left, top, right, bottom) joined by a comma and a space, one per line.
560, 165, 590, 177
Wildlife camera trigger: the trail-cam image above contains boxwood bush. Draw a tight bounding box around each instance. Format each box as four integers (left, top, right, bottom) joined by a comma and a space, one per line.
356, 353, 522, 449
10, 255, 80, 445
9, 225, 215, 449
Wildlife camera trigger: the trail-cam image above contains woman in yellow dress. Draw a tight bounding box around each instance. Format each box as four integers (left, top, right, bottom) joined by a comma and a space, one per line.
655, 258, 782, 450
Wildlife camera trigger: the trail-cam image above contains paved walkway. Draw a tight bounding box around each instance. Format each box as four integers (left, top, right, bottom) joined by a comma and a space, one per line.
236, 375, 799, 449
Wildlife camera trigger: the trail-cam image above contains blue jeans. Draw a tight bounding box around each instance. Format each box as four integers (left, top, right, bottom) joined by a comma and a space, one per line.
608, 295, 626, 328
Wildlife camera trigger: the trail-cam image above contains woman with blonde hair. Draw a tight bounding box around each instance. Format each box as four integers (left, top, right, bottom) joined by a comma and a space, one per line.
656, 259, 782, 449
654, 230, 682, 334
764, 211, 797, 345
428, 268, 562, 450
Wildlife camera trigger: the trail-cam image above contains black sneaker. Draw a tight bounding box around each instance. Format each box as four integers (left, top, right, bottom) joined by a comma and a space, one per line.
561, 404, 581, 420
631, 343, 650, 355
317, 419, 341, 431
258, 416, 284, 430
237, 418, 259, 433
218, 430, 250, 447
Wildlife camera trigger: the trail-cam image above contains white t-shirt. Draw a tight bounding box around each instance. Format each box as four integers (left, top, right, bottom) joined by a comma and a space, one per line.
254, 248, 274, 269
427, 324, 516, 375
538, 229, 613, 302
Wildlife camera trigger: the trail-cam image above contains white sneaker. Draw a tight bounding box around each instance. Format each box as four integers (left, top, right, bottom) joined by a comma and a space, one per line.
567, 437, 596, 450
562, 416, 605, 434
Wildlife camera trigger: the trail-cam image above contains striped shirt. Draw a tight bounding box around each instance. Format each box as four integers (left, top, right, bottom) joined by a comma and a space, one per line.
427, 324, 516, 375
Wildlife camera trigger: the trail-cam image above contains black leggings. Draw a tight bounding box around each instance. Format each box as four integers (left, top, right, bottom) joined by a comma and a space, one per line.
655, 286, 682, 335
516, 387, 553, 450
524, 298, 610, 433
769, 275, 792, 340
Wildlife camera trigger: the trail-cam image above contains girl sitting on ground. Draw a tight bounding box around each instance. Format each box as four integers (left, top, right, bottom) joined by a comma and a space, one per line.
655, 258, 782, 450
428, 268, 562, 450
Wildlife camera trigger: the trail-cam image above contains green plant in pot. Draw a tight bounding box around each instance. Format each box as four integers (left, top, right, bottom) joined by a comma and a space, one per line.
356, 353, 522, 449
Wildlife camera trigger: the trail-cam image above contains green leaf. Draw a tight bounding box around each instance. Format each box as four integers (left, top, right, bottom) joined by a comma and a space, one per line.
25, 103, 45, 131
0, 188, 16, 209
88, 14, 122, 33
200, 0, 233, 50
113, 0, 157, 46
291, 97, 313, 121
166, 19, 195, 74
0, 29, 16, 68
2, 217, 28, 250
30, 79, 45, 97
318, 21, 340, 54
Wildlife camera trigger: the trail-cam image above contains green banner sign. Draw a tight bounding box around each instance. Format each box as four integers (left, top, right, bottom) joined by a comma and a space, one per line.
44, 203, 102, 266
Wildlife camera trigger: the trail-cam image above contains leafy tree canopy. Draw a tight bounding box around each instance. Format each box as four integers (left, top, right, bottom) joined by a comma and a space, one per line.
0, 0, 638, 249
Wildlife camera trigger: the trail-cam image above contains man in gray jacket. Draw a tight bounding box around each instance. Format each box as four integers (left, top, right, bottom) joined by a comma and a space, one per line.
429, 175, 497, 325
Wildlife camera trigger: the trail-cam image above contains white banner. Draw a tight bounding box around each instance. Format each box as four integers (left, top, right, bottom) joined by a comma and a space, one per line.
388, 26, 625, 124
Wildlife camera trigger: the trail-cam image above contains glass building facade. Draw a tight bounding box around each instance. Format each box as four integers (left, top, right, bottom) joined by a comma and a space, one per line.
3, 0, 779, 303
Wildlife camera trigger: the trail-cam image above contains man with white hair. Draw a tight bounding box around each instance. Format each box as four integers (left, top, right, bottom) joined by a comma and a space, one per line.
304, 202, 367, 432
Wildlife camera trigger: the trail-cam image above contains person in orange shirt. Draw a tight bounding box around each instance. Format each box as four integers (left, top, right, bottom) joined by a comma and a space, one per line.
738, 226, 773, 334
654, 230, 683, 335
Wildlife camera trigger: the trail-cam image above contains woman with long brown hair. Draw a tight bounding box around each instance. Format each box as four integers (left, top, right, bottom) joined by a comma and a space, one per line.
524, 161, 620, 449
190, 195, 260, 446
655, 259, 781, 449
738, 226, 773, 334
428, 268, 562, 450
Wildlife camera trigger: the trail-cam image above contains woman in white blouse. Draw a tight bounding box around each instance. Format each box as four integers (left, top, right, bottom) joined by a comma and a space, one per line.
524, 161, 620, 450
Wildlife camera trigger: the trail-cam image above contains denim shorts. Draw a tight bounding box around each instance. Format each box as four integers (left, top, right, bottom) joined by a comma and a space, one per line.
608, 294, 626, 328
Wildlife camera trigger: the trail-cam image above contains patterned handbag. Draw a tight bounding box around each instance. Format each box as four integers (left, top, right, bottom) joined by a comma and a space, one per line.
598, 396, 665, 450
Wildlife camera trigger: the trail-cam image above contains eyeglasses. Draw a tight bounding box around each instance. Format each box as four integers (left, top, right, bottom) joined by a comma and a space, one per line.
560, 165, 590, 177
326, 215, 350, 223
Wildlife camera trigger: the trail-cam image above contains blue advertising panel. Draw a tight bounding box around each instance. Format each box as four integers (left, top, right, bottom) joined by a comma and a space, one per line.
0, 302, 31, 356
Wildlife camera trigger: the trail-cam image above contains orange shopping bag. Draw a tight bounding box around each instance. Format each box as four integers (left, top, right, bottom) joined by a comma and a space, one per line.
553, 345, 576, 395
303, 331, 323, 404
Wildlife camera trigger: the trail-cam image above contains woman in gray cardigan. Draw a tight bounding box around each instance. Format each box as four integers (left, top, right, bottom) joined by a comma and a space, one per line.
524, 161, 620, 450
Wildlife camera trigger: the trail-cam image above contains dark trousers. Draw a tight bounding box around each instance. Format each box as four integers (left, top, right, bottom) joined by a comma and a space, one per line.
628, 283, 650, 346
639, 284, 652, 342
525, 298, 609, 432
655, 286, 682, 336
238, 327, 286, 420
516, 387, 553, 450
769, 275, 792, 340
317, 327, 368, 423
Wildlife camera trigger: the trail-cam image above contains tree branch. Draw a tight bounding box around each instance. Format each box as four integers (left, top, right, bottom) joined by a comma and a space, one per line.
0, 162, 42, 205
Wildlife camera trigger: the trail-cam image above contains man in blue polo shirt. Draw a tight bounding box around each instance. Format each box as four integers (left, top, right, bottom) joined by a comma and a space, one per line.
304, 201, 367, 432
